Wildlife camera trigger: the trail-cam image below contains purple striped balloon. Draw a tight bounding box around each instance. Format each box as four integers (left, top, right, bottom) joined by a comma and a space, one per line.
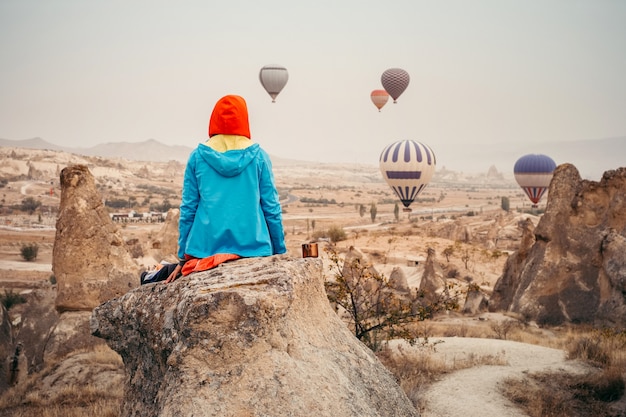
379, 140, 436, 210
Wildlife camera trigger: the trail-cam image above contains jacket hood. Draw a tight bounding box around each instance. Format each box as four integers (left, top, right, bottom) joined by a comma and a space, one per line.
208, 95, 251, 139
196, 142, 260, 177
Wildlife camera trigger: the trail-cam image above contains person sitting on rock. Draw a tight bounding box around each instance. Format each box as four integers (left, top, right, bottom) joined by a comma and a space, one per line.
166, 95, 286, 283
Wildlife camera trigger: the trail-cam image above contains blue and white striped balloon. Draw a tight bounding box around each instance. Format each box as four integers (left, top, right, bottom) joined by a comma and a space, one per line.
379, 140, 436, 210
513, 154, 556, 206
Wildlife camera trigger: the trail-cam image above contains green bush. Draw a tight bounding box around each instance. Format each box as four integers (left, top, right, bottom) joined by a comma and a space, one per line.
20, 243, 39, 261
327, 225, 347, 243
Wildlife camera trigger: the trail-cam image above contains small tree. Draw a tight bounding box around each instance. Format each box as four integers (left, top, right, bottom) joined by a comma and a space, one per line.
461, 249, 471, 270
324, 247, 458, 351
443, 245, 454, 263
370, 203, 377, 223
359, 204, 366, 217
501, 196, 510, 212
393, 203, 399, 221
327, 225, 347, 243
20, 243, 39, 261
20, 197, 41, 214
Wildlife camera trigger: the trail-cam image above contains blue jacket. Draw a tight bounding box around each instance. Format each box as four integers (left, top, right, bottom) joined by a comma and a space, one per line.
177, 141, 286, 260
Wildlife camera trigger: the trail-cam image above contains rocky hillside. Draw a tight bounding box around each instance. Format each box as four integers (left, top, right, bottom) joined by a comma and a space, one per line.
491, 164, 626, 325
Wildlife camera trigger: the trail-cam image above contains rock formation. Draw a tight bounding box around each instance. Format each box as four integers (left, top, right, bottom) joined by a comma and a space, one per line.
490, 165, 626, 325
19, 164, 139, 394
53, 164, 139, 312
389, 266, 410, 293
91, 256, 420, 417
0, 303, 13, 392
419, 248, 446, 301
462, 285, 489, 315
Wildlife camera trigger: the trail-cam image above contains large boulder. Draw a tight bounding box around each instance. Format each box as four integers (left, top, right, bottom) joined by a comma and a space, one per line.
490, 165, 626, 325
53, 164, 139, 312
91, 256, 419, 417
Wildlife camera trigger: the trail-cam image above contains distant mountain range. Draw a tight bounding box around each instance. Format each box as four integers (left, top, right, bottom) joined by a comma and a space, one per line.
1, 136, 624, 180
0, 137, 194, 163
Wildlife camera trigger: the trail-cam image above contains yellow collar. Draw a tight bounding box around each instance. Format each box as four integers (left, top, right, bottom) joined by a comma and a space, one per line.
206, 135, 253, 152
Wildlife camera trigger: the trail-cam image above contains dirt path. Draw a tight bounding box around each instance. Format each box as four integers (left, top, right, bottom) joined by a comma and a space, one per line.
414, 337, 589, 417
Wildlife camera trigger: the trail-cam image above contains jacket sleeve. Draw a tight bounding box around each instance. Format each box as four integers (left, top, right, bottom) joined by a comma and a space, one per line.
258, 151, 286, 254
178, 151, 200, 260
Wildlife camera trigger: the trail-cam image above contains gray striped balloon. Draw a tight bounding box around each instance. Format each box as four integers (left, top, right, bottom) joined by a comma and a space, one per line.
259, 65, 289, 103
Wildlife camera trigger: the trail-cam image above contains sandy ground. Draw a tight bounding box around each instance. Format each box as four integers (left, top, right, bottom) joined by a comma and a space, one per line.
390, 337, 590, 417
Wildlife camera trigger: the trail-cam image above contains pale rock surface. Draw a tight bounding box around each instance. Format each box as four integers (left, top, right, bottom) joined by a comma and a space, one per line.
2, 287, 59, 377
153, 208, 180, 262
462, 287, 489, 315
389, 266, 410, 293
53, 164, 139, 312
43, 311, 98, 362
91, 256, 420, 417
39, 349, 124, 397
490, 165, 626, 325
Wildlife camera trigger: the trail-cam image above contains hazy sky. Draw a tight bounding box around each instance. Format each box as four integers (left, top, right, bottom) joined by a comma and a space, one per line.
1, 0, 625, 171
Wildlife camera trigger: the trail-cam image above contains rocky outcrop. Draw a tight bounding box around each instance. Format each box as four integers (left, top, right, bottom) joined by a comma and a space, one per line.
53, 164, 139, 312
489, 218, 535, 312
419, 248, 446, 301
389, 267, 410, 293
0, 303, 13, 392
490, 165, 626, 325
91, 256, 419, 417
462, 286, 489, 315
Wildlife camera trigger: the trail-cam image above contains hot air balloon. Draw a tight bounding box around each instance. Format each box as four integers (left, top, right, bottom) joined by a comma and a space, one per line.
381, 68, 410, 103
370, 89, 390, 112
379, 140, 436, 212
259, 65, 288, 102
513, 154, 556, 207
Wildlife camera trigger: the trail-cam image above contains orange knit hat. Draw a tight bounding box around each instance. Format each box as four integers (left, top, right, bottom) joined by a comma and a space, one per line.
208, 95, 251, 138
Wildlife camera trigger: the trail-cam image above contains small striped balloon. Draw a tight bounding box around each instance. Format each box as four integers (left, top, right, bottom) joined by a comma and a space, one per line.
259, 65, 289, 102
370, 89, 390, 111
379, 140, 436, 210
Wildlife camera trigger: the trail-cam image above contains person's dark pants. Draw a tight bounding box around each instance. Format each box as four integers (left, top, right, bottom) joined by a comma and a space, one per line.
140, 263, 177, 285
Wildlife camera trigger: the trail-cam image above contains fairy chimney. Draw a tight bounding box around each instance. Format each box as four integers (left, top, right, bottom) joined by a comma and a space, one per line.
53, 164, 138, 312
419, 247, 446, 299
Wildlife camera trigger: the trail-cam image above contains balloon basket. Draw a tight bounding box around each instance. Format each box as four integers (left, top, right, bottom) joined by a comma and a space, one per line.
402, 208, 412, 213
